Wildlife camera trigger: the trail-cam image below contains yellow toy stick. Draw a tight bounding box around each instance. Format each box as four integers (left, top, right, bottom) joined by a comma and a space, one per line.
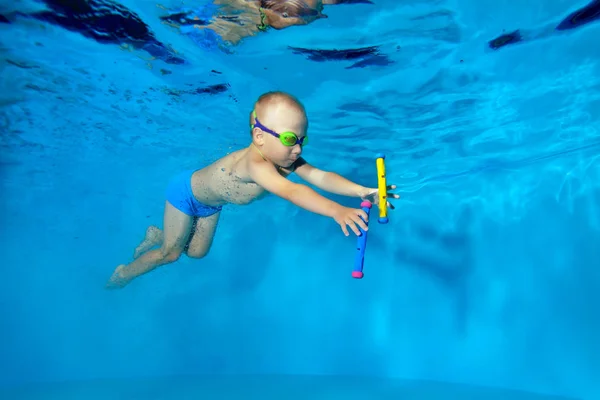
376, 153, 389, 224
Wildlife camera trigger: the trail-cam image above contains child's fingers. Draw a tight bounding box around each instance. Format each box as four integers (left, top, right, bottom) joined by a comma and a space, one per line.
351, 214, 368, 233
358, 209, 369, 222
357, 218, 368, 232
349, 222, 361, 236
340, 223, 349, 236
344, 216, 362, 236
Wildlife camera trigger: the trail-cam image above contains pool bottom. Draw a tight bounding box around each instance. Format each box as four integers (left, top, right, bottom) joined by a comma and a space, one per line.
0, 374, 579, 400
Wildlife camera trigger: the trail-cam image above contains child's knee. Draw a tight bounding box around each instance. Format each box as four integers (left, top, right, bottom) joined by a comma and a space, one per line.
185, 247, 210, 259
159, 247, 183, 263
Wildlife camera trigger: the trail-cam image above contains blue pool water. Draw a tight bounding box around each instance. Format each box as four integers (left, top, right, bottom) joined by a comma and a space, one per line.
0, 0, 599, 399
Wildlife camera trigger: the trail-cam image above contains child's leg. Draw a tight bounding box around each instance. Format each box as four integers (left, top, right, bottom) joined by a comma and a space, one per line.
185, 211, 221, 258
132, 210, 220, 259
133, 226, 164, 259
106, 201, 194, 289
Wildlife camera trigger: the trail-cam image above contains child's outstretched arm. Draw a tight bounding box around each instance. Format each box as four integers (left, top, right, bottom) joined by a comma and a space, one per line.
294, 158, 367, 197
294, 158, 399, 208
249, 158, 368, 236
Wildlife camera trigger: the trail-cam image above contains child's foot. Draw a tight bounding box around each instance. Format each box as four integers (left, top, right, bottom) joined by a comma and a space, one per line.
133, 226, 163, 259
106, 265, 130, 289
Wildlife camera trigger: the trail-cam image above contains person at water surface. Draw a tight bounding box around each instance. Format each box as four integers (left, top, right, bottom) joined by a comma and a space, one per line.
159, 0, 373, 46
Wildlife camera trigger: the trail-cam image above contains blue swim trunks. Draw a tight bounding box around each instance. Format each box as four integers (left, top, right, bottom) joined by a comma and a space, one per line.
165, 170, 222, 217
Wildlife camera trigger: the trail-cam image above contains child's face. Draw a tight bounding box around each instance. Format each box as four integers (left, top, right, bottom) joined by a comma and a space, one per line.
257, 104, 307, 168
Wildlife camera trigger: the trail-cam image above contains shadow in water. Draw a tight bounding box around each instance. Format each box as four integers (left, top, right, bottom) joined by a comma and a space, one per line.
288, 46, 394, 69
2, 0, 184, 64
489, 0, 600, 50
393, 205, 474, 334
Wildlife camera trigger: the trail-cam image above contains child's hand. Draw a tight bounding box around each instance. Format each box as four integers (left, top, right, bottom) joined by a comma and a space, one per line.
333, 206, 369, 236
361, 185, 400, 209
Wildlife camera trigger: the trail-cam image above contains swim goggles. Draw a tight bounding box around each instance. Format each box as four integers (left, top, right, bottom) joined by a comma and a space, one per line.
251, 111, 308, 147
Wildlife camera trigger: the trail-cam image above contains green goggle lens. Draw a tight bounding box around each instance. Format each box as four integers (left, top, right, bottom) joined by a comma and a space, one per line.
280, 132, 308, 147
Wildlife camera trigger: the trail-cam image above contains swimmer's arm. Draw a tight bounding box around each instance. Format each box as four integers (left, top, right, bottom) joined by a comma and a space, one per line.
249, 159, 344, 217
293, 157, 370, 198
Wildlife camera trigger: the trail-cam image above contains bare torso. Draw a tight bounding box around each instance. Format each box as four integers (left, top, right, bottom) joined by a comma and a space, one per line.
190, 146, 293, 207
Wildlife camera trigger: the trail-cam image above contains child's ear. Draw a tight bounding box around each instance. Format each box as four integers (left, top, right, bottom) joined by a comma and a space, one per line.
252, 127, 265, 144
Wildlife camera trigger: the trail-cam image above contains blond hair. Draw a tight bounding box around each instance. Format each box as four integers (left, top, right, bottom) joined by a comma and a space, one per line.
249, 91, 307, 135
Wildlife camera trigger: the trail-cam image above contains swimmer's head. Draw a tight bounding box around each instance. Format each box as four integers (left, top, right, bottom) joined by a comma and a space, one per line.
250, 91, 308, 168
260, 0, 327, 29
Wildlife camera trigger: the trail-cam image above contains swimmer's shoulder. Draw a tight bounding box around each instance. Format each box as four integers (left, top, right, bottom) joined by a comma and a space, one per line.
205, 147, 256, 179
189, 148, 243, 178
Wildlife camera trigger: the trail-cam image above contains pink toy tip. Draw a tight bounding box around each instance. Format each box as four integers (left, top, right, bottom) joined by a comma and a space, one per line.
360, 201, 372, 208
352, 271, 364, 279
